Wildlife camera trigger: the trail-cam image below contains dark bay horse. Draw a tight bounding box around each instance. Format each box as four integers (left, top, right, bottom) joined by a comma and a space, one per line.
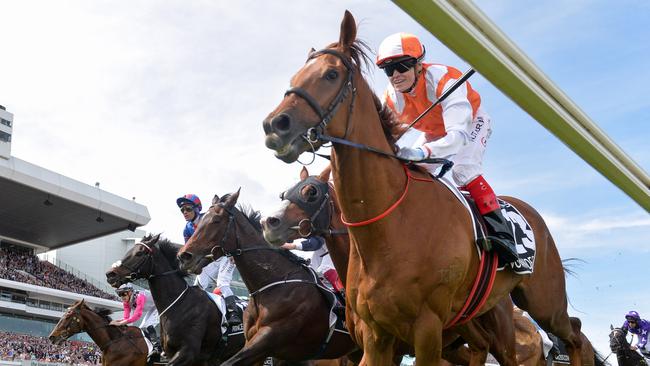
610, 326, 648, 366
49, 299, 147, 366
105, 235, 244, 366
261, 165, 517, 366
177, 192, 358, 366
262, 10, 582, 366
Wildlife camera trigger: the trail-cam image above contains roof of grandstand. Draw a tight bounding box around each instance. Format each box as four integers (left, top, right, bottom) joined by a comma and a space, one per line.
0, 156, 150, 252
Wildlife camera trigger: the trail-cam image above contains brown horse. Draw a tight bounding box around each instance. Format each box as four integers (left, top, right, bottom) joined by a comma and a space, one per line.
261, 165, 518, 366
49, 299, 147, 366
177, 195, 358, 366
512, 308, 606, 366
261, 10, 582, 366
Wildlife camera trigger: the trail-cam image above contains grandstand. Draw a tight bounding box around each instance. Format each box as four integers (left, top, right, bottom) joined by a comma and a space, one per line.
0, 106, 151, 365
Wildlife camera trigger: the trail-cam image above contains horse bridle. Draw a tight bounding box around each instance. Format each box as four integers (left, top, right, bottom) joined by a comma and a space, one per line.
118, 242, 179, 280
208, 203, 273, 259
280, 177, 347, 237
284, 47, 454, 176
285, 48, 356, 144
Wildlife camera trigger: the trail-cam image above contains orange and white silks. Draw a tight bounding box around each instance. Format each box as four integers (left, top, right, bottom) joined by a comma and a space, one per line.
383, 63, 490, 187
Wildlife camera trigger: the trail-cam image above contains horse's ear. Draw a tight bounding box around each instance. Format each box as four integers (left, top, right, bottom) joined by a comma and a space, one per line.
318, 165, 331, 182
223, 188, 241, 208
212, 194, 220, 205
610, 324, 614, 330
338, 10, 357, 50
300, 166, 309, 181
151, 233, 161, 245
79, 299, 85, 307
308, 47, 316, 58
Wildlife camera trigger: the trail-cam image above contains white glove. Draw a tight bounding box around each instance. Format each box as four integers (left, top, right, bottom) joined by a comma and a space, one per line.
397, 147, 426, 161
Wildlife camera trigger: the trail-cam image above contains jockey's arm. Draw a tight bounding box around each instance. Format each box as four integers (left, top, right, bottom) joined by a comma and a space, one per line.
291, 236, 325, 251
123, 293, 146, 324
638, 323, 650, 349
419, 91, 472, 159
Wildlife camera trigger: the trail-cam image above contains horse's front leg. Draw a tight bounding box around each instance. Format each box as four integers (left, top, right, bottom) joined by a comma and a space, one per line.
166, 344, 200, 366
222, 326, 277, 366
412, 309, 443, 366
359, 325, 396, 366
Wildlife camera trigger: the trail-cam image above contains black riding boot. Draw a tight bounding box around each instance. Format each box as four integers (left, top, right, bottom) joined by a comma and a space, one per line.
482, 209, 518, 263
144, 326, 161, 361
224, 295, 242, 325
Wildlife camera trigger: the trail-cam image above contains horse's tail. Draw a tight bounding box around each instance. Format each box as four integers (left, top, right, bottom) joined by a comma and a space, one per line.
594, 349, 610, 366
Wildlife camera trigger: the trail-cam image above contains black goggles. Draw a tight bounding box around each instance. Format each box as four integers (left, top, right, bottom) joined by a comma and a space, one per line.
382, 58, 418, 77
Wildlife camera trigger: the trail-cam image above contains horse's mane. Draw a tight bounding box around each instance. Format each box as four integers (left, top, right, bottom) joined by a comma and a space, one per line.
236, 204, 263, 233
327, 39, 403, 151
92, 307, 113, 323
156, 237, 183, 272
233, 203, 309, 266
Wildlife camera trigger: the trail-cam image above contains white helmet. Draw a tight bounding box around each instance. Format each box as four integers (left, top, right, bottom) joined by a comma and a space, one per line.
116, 283, 133, 295
376, 32, 425, 67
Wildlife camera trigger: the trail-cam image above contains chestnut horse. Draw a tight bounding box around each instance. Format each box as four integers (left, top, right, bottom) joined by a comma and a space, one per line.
177, 194, 358, 366
261, 165, 517, 366
49, 299, 147, 366
262, 10, 582, 366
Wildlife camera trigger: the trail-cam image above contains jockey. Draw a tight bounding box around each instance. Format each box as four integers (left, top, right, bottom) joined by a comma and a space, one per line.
177, 193, 242, 325
110, 283, 161, 359
281, 236, 345, 305
376, 32, 518, 263
622, 310, 650, 354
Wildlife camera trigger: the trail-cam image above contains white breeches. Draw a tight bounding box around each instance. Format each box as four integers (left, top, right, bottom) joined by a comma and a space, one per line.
195, 256, 236, 297
414, 108, 491, 186
310, 247, 335, 275
139, 308, 159, 329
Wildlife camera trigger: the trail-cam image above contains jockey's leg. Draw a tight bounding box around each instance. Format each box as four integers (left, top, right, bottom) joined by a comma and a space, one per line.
217, 258, 242, 325
462, 175, 518, 263
142, 325, 161, 360
323, 269, 346, 305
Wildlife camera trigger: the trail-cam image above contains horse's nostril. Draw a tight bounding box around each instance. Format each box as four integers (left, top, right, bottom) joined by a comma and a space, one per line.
179, 252, 193, 262
271, 114, 292, 133
266, 216, 281, 228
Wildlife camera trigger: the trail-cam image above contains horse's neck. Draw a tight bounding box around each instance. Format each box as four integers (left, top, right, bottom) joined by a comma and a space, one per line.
324, 188, 350, 284
82, 311, 114, 349
330, 82, 405, 222
148, 256, 188, 313
233, 226, 311, 293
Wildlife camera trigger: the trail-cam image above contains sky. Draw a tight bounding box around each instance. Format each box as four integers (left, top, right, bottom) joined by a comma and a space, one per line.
1, 0, 649, 362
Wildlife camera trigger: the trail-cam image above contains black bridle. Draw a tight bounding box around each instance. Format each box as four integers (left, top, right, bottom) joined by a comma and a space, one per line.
208, 204, 274, 259
117, 242, 179, 281
284, 47, 454, 178
280, 177, 347, 238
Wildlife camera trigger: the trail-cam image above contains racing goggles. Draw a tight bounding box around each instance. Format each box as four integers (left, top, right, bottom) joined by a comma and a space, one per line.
382, 58, 418, 77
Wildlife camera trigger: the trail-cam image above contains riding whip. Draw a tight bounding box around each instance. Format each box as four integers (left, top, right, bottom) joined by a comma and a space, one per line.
395, 68, 476, 141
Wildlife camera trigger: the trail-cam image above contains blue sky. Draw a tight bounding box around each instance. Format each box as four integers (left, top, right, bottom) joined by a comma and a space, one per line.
1, 0, 648, 362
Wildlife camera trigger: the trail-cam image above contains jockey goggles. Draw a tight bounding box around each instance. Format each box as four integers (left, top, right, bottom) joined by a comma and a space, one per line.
180, 205, 194, 213
381, 58, 418, 77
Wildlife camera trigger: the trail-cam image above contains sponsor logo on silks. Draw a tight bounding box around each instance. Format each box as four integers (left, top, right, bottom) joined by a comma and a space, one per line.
230, 323, 244, 332
469, 116, 484, 142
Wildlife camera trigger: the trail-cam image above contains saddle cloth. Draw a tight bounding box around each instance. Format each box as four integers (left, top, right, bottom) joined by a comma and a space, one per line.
437, 176, 536, 274
205, 291, 247, 335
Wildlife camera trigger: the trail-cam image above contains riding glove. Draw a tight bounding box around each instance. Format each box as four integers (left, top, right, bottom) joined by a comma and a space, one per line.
396, 147, 426, 161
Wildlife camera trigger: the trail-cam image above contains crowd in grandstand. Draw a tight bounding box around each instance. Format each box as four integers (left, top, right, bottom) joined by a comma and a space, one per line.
0, 247, 116, 300
0, 331, 101, 364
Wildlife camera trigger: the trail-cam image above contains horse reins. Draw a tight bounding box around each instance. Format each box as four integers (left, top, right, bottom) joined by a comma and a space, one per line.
63, 307, 143, 354
285, 47, 457, 172
119, 242, 180, 281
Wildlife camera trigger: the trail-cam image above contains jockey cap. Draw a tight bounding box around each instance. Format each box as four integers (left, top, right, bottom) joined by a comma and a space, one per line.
376, 32, 426, 68
626, 310, 641, 321
176, 193, 202, 211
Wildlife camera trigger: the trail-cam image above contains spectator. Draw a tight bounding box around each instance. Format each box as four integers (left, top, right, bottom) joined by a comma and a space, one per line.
0, 331, 101, 364
0, 247, 117, 300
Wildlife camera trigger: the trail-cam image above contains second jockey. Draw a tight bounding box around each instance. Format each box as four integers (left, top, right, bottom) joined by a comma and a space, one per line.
281, 236, 345, 305
376, 32, 518, 263
110, 283, 162, 360
177, 193, 242, 325
623, 310, 650, 355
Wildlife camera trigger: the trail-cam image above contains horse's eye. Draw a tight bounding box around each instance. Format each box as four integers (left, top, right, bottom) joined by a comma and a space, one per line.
135, 250, 144, 256
308, 187, 317, 196
325, 70, 338, 81
279, 192, 285, 200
